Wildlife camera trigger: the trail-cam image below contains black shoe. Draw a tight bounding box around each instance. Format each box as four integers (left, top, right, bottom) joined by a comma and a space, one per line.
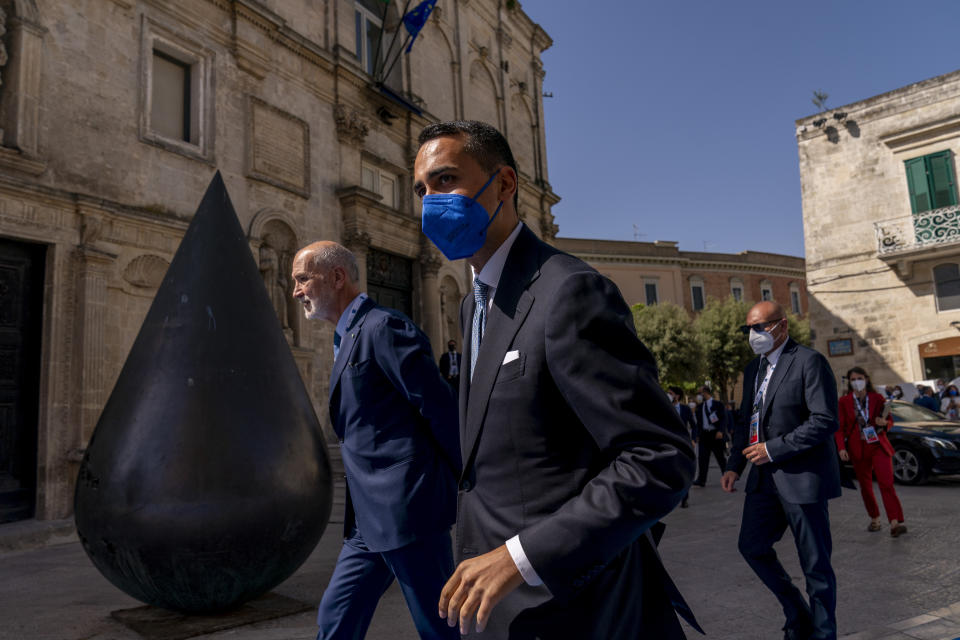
783, 622, 813, 640
681, 497, 689, 508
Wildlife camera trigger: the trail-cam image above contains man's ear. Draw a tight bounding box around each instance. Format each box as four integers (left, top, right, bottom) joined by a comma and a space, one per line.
331, 266, 346, 290
499, 166, 518, 202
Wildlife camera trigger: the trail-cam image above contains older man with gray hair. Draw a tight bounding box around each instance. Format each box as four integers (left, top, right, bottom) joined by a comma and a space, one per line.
291, 241, 460, 640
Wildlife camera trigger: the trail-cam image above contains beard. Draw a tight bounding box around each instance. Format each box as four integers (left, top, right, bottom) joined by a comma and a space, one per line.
301, 293, 325, 320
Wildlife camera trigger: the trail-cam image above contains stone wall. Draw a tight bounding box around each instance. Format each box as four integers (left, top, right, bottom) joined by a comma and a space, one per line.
0, 0, 558, 521
797, 69, 960, 387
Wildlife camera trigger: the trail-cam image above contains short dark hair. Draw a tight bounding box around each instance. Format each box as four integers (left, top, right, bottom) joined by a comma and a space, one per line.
418, 120, 519, 209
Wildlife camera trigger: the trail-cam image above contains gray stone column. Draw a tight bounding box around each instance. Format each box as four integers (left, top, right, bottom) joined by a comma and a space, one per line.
420, 253, 443, 356
74, 245, 115, 445
343, 229, 371, 292
1, 13, 45, 156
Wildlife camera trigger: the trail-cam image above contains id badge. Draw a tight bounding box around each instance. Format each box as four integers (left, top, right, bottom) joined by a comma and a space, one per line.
709, 412, 718, 424
863, 426, 879, 444
749, 411, 760, 445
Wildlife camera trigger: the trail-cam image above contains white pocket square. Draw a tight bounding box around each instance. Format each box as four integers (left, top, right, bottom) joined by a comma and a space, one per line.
502, 350, 520, 365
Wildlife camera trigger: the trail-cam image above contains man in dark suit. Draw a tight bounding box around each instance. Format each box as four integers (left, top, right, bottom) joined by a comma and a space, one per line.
438, 340, 462, 390
413, 120, 698, 639
722, 301, 841, 640
669, 386, 697, 508
291, 241, 461, 640
693, 385, 727, 487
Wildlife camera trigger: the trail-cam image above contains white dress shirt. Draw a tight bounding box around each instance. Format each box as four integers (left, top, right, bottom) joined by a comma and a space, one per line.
473, 221, 523, 313
701, 398, 716, 431
470, 222, 543, 586
758, 338, 788, 461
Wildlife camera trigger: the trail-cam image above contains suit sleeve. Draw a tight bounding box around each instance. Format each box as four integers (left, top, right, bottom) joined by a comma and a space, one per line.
763, 350, 839, 463
372, 314, 462, 475
517, 272, 696, 596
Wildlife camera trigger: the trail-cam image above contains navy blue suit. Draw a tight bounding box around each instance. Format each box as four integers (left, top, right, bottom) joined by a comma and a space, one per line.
317, 298, 461, 640
727, 339, 841, 640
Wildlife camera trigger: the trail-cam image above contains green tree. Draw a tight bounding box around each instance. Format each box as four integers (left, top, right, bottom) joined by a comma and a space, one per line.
786, 310, 811, 346
693, 296, 753, 402
631, 302, 701, 387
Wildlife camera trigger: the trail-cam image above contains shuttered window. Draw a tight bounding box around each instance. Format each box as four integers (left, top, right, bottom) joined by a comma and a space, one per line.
905, 151, 958, 214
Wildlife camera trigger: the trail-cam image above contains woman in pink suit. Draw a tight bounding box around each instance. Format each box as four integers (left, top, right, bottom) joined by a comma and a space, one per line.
836, 366, 907, 537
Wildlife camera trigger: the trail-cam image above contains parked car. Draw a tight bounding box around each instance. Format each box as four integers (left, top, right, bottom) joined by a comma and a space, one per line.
886, 401, 960, 485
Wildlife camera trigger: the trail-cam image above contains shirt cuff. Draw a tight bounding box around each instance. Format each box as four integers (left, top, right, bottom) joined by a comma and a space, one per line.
764, 441, 774, 462
505, 535, 543, 586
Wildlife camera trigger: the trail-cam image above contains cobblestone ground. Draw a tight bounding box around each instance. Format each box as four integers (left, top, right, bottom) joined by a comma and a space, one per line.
0, 460, 957, 640
663, 463, 960, 640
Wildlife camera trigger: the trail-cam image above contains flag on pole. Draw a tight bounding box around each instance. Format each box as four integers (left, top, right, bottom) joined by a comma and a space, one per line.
402, 0, 437, 53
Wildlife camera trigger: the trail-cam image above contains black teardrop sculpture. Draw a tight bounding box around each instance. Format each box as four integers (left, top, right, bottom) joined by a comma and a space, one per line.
75, 172, 332, 613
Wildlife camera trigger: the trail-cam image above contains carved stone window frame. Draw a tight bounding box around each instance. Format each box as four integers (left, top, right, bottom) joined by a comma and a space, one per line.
137, 14, 215, 164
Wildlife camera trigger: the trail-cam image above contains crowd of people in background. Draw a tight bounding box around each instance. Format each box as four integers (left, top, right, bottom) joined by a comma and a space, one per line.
665, 368, 913, 538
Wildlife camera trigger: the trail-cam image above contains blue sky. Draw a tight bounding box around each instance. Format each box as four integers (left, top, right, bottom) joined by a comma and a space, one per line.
518, 0, 960, 257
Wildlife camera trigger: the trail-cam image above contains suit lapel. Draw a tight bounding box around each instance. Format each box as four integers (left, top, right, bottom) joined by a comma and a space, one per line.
762, 339, 797, 420
461, 227, 542, 479
458, 292, 473, 440
328, 298, 375, 412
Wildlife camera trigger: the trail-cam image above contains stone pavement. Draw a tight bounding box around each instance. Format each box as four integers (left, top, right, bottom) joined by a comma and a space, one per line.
1, 457, 958, 640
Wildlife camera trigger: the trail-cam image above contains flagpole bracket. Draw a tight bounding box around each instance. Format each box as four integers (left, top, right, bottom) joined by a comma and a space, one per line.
369, 82, 423, 118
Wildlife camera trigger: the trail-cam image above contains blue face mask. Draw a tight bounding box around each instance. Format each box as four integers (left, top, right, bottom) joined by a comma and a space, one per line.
421, 169, 503, 260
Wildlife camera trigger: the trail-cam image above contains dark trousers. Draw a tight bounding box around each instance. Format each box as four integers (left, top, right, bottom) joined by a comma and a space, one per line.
738, 471, 837, 640
694, 432, 727, 485
316, 527, 459, 640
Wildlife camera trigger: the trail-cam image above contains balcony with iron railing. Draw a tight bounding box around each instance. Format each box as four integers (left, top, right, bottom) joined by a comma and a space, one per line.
873, 204, 960, 275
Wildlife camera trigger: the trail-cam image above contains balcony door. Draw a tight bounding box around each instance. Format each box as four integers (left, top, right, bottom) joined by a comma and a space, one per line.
906, 151, 959, 246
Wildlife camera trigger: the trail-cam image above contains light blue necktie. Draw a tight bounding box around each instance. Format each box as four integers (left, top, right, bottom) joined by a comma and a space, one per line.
471, 278, 489, 381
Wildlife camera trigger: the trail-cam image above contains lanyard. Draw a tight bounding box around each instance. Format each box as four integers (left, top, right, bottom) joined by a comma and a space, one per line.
752, 361, 777, 412
853, 394, 870, 425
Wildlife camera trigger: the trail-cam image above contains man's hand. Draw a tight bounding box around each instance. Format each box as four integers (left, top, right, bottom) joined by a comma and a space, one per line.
743, 442, 770, 464
838, 449, 850, 462
721, 470, 739, 492
715, 431, 724, 440
743, 443, 770, 465
439, 544, 525, 635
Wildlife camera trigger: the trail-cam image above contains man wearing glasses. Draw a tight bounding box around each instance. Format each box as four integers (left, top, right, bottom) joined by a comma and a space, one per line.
722, 301, 841, 640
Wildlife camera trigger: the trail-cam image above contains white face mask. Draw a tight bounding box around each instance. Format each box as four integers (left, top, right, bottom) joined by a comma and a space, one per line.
892, 390, 902, 398
688, 401, 697, 411
749, 328, 775, 355
696, 394, 704, 403
667, 392, 675, 403
851, 379, 866, 392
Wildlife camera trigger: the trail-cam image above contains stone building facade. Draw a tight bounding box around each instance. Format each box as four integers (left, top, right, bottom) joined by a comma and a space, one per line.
554, 237, 807, 314
0, 0, 558, 524
798, 69, 960, 389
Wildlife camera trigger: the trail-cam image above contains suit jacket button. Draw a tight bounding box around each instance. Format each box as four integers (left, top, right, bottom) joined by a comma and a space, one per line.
459, 479, 473, 491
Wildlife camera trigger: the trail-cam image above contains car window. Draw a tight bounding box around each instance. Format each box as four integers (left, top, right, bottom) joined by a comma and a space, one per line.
889, 402, 943, 422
